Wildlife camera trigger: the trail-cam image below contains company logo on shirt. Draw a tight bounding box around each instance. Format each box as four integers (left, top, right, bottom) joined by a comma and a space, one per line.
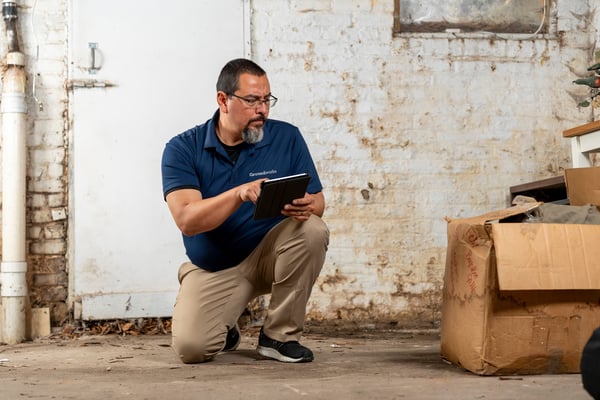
249, 170, 277, 177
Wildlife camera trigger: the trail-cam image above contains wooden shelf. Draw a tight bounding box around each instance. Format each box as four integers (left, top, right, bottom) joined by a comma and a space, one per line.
563, 120, 600, 137
509, 175, 567, 204
563, 121, 600, 167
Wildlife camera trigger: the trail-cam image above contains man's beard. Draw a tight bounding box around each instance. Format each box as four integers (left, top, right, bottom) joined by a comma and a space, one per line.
242, 126, 264, 144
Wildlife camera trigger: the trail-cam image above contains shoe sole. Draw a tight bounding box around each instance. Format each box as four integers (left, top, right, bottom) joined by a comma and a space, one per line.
257, 346, 313, 363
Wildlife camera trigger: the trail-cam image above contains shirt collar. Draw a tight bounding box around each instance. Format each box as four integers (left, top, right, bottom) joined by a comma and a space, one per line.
204, 110, 221, 149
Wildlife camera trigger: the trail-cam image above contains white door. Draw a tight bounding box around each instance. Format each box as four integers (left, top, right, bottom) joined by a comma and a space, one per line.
69, 1, 248, 319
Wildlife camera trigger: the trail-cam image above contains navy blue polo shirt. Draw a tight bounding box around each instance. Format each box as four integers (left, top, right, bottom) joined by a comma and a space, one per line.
161, 111, 323, 272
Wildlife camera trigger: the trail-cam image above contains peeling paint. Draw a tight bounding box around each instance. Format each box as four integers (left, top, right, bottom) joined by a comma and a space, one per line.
18, 0, 600, 329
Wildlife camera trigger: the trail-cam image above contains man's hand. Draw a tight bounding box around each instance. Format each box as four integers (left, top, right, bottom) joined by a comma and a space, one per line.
238, 178, 266, 203
281, 192, 325, 221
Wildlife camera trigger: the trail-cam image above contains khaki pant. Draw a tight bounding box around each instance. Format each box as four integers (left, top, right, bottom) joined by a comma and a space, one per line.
171, 215, 329, 363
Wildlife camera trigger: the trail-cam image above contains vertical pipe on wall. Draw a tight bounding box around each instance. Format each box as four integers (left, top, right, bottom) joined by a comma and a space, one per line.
0, 0, 28, 344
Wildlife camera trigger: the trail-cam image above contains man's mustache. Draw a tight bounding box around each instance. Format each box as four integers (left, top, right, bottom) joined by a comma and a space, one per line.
249, 116, 266, 123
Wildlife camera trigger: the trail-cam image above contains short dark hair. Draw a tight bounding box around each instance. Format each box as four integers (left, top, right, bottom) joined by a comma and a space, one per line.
216, 58, 266, 94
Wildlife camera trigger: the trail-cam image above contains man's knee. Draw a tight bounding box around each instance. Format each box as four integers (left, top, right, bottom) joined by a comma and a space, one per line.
304, 215, 330, 248
172, 337, 221, 364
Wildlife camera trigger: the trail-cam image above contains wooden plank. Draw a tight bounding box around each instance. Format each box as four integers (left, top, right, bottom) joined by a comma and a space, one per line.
509, 175, 565, 194
563, 120, 600, 137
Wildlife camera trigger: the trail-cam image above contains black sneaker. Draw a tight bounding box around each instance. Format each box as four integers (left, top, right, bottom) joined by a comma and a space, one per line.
257, 328, 313, 363
223, 326, 240, 352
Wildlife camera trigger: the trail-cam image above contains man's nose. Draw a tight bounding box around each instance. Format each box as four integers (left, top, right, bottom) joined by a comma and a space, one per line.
255, 101, 269, 112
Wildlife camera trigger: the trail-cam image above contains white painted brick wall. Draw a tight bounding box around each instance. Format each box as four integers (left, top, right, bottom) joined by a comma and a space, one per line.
252, 0, 596, 326
0, 0, 598, 327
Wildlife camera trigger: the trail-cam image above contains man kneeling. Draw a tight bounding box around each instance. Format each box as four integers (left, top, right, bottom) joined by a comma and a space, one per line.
161, 58, 329, 363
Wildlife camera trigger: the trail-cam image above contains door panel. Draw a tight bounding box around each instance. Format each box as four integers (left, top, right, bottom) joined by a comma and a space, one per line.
69, 1, 248, 319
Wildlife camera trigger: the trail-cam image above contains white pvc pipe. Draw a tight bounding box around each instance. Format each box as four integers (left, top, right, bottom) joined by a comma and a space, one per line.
1, 50, 28, 344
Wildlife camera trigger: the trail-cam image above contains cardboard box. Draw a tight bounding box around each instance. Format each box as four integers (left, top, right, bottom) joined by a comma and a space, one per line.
565, 167, 600, 206
441, 202, 600, 375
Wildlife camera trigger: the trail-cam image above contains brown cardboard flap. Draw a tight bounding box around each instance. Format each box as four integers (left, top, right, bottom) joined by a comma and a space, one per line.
565, 167, 600, 206
492, 223, 600, 290
445, 203, 542, 225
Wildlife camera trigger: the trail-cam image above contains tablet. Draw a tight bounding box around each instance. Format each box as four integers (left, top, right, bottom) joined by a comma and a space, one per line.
253, 173, 311, 220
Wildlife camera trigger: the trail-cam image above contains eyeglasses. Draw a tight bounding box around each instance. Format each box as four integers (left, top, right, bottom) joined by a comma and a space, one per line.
229, 93, 278, 108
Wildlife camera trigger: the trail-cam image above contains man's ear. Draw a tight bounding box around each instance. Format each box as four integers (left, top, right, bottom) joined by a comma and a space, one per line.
217, 91, 228, 113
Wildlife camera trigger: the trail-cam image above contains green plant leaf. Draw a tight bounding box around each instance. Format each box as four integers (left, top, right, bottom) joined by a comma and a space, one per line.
577, 100, 591, 107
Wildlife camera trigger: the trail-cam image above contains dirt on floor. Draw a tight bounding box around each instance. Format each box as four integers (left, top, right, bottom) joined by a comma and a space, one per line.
0, 324, 593, 400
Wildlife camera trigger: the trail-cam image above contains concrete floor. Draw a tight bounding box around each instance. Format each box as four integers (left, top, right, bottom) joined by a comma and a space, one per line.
0, 327, 592, 400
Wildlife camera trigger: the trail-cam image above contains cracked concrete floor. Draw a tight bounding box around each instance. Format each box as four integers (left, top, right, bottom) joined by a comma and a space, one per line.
0, 328, 592, 400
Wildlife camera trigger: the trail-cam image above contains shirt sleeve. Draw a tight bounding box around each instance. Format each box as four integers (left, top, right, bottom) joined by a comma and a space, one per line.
161, 133, 201, 199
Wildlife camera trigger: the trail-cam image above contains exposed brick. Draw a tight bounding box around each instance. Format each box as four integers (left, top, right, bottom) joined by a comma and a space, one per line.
32, 272, 67, 287
30, 239, 67, 256
38, 287, 68, 304
49, 302, 69, 325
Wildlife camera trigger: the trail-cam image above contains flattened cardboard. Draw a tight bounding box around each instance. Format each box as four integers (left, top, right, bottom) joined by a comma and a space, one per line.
565, 167, 600, 206
493, 223, 600, 290
441, 205, 600, 375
